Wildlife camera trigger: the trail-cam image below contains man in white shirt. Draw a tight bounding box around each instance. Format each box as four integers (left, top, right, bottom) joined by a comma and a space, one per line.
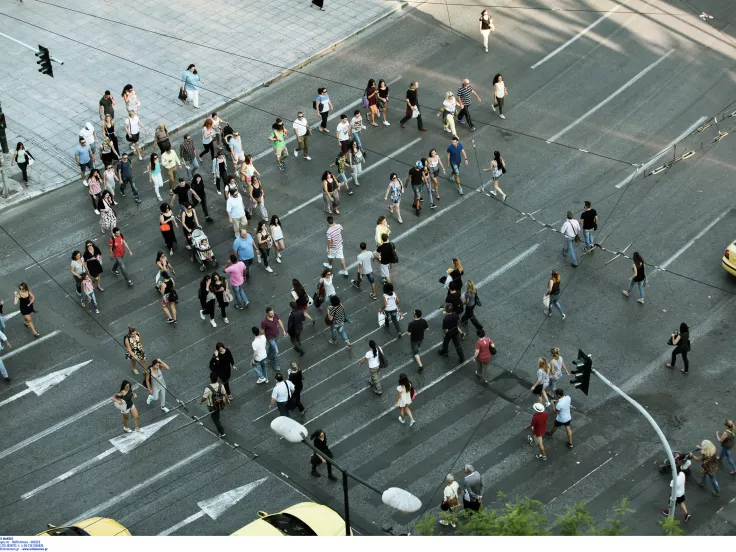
546, 389, 573, 448
292, 111, 312, 161
350, 109, 366, 151
560, 211, 581, 267
79, 122, 98, 154
226, 188, 248, 237
324, 216, 348, 275
336, 114, 352, 155
269, 372, 295, 417
352, 241, 377, 299
251, 326, 269, 384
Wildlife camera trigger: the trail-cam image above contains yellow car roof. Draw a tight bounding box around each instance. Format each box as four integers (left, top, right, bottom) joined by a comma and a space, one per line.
231, 502, 347, 536
38, 517, 130, 536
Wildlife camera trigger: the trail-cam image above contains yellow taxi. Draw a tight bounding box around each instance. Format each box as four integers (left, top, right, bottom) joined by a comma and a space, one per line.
723, 240, 736, 277
37, 517, 131, 536
231, 502, 350, 536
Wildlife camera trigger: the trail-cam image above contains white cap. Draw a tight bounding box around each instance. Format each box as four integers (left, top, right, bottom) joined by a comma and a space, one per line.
533, 403, 545, 413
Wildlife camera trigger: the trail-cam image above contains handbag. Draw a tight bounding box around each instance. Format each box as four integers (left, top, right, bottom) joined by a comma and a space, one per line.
223, 289, 233, 303
159, 223, 171, 232
411, 106, 420, 119
543, 295, 550, 308
178, 87, 187, 102
361, 92, 369, 108
378, 311, 386, 327
667, 333, 677, 346
490, 341, 497, 355
411, 385, 417, 400
378, 348, 388, 369
325, 308, 334, 326
28, 155, 35, 167
475, 294, 482, 308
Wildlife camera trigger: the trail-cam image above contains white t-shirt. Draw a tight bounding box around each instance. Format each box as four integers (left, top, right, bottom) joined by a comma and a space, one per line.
357, 251, 374, 275
125, 116, 140, 134
443, 98, 457, 114
443, 481, 460, 501
364, 348, 382, 369
226, 195, 246, 219
494, 81, 505, 98
293, 118, 309, 137
350, 116, 364, 133
384, 294, 398, 312
79, 126, 96, 144
320, 276, 336, 297
336, 121, 350, 141
671, 471, 686, 497
229, 136, 243, 155
271, 380, 295, 402
252, 335, 268, 361
555, 395, 572, 423
561, 219, 580, 239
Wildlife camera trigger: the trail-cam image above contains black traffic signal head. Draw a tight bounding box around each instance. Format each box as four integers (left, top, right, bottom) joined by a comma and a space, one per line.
571, 349, 592, 395
36, 45, 53, 77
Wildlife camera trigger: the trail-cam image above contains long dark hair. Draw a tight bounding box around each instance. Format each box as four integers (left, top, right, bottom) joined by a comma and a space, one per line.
270, 215, 281, 228
292, 278, 306, 297
150, 153, 158, 171
119, 379, 131, 393
199, 274, 211, 295
122, 84, 133, 97
366, 78, 376, 90
633, 251, 644, 265
369, 339, 378, 358
322, 170, 333, 181
493, 150, 504, 170
192, 173, 203, 187
16, 142, 25, 152
98, 190, 112, 209
493, 73, 502, 85
310, 429, 326, 441
399, 373, 412, 392
85, 240, 100, 256
679, 322, 689, 334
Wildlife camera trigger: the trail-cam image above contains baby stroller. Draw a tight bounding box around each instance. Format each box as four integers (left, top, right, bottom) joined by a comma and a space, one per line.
190, 228, 218, 271
658, 450, 693, 477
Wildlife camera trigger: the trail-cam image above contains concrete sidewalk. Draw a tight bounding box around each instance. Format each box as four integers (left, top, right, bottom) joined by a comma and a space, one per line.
0, 0, 402, 208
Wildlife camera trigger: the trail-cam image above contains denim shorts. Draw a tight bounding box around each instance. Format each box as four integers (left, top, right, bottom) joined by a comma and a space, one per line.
450, 164, 460, 175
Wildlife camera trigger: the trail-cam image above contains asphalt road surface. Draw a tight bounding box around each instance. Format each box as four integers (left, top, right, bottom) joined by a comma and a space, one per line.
2, 0, 736, 536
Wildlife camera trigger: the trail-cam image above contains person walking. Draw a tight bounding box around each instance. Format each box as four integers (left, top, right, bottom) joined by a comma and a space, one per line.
314, 87, 333, 133
447, 258, 464, 292
716, 420, 736, 475
317, 268, 336, 310
75, 136, 95, 188
262, 307, 287, 372
232, 229, 257, 284
287, 302, 306, 357
291, 279, 316, 325
376, 232, 395, 284
310, 430, 338, 480
157, 271, 178, 324
395, 373, 416, 426
561, 211, 581, 267
0, 329, 11, 382
288, 362, 306, 415
359, 340, 385, 395
226, 187, 248, 239
98, 190, 117, 235
385, 172, 404, 223
159, 203, 178, 255
381, 282, 402, 337
324, 216, 349, 276
180, 134, 199, 180
375, 216, 391, 248
662, 465, 691, 522
352, 242, 377, 299
70, 250, 85, 297
180, 203, 200, 251
99, 89, 116, 121
364, 79, 379, 126
399, 81, 428, 131
407, 309, 429, 372
479, 9, 494, 52
155, 251, 175, 287
439, 474, 461, 527
100, 137, 120, 171
531, 357, 551, 407
224, 255, 248, 310
154, 123, 171, 154
622, 251, 646, 304
102, 113, 119, 157
14, 283, 39, 338
293, 111, 312, 160
123, 325, 146, 375
161, 145, 182, 194
665, 322, 690, 373
446, 136, 468, 195
546, 389, 573, 447
330, 150, 353, 195
544, 270, 565, 319
350, 110, 366, 152
210, 342, 237, 401
147, 153, 164, 201
171, 177, 199, 212
11, 142, 35, 186
524, 403, 548, 460
419, 156, 436, 210
579, 201, 598, 252
492, 74, 508, 119
102, 150, 121, 195
255, 220, 275, 274
200, 119, 216, 161
181, 64, 201, 108
437, 91, 459, 136
268, 121, 288, 171
121, 84, 140, 117
145, 358, 170, 413
336, 113, 352, 155
548, 347, 569, 395
377, 78, 391, 125
427, 148, 446, 201
248, 175, 269, 222
443, 287, 466, 340
189, 173, 213, 222
117, 153, 141, 203
211, 148, 228, 194
463, 465, 483, 512
83, 240, 104, 291
112, 380, 140, 433
81, 274, 99, 315
108, 227, 134, 286
251, 326, 270, 384
269, 215, 285, 263
326, 296, 351, 348
87, 169, 103, 215
200, 371, 229, 438
460, 280, 483, 331
483, 150, 506, 200
348, 139, 365, 187
211, 112, 229, 146
407, 161, 425, 217
209, 273, 230, 324
79, 122, 98, 158
321, 171, 340, 215
691, 440, 720, 496
269, 372, 295, 417
473, 329, 494, 383
438, 303, 465, 362
124, 110, 145, 160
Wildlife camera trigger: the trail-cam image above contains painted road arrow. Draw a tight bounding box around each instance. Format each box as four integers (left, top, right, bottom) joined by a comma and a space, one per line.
0, 360, 93, 408
21, 415, 177, 500
158, 477, 268, 535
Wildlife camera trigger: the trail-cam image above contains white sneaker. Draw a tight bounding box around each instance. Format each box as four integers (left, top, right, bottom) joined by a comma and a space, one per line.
256, 377, 266, 384
323, 262, 331, 268
138, 154, 143, 161
83, 179, 88, 187
210, 319, 217, 327
161, 406, 170, 413
200, 310, 205, 320
339, 269, 348, 276
156, 195, 163, 201
500, 114, 506, 119
223, 317, 229, 324
217, 190, 222, 195
492, 105, 496, 112
265, 266, 274, 273
146, 395, 153, 405
94, 209, 100, 215
383, 121, 390, 126
443, 127, 452, 133
489, 190, 497, 196
398, 216, 403, 224
305, 156, 312, 160
276, 256, 282, 263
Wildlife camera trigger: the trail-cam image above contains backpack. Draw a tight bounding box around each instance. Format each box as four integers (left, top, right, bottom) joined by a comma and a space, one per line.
208, 384, 227, 411
390, 242, 399, 264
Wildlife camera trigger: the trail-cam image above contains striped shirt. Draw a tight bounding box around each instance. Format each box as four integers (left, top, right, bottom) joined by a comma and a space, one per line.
326, 224, 344, 248
457, 84, 474, 106
330, 303, 345, 325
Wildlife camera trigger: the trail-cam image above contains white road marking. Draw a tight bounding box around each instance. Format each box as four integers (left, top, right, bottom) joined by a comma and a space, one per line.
158, 477, 268, 535
66, 443, 219, 526
21, 449, 117, 500
660, 207, 730, 270
547, 49, 675, 143
0, 330, 61, 361
547, 455, 616, 504
280, 138, 423, 219
531, 0, 632, 69
614, 116, 708, 188
1, 360, 94, 408
108, 415, 178, 454
253, 76, 403, 161
3, 311, 21, 320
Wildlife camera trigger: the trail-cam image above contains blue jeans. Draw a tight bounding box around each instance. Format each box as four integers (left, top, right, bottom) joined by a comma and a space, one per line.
231, 284, 248, 308
699, 473, 720, 493
0, 314, 5, 332
563, 237, 578, 266
548, 294, 564, 316
384, 310, 401, 333
331, 324, 349, 344
251, 359, 267, 380
352, 131, 363, 151
426, 183, 434, 205
184, 156, 199, 181
720, 448, 736, 472
267, 338, 279, 370
627, 279, 644, 299
83, 291, 98, 310
120, 177, 140, 200
0, 357, 7, 379
583, 229, 594, 250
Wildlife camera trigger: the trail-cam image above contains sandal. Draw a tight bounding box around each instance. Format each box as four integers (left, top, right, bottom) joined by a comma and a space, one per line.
97, 287, 105, 292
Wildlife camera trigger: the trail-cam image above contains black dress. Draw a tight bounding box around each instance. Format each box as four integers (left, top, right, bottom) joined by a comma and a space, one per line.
310, 434, 333, 474
160, 213, 178, 250
19, 294, 35, 315
312, 0, 324, 8
210, 349, 235, 395
288, 370, 305, 412
83, 248, 104, 278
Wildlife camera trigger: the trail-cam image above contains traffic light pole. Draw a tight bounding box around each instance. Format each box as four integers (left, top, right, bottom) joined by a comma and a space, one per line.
591, 368, 678, 522
0, 32, 65, 65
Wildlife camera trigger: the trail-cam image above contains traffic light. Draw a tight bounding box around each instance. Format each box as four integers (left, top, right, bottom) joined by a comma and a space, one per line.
36, 45, 53, 77
571, 349, 592, 395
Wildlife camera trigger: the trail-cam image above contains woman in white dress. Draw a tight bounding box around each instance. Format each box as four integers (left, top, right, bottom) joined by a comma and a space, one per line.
394, 372, 416, 426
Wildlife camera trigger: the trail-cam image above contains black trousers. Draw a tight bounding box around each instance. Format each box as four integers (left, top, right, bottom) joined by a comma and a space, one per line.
290, 333, 304, 354
439, 332, 464, 360
199, 141, 215, 160
291, 391, 305, 412
17, 161, 29, 182
311, 450, 333, 473
320, 111, 329, 129
672, 346, 689, 372
193, 194, 209, 217
209, 407, 225, 435
460, 305, 483, 330
400, 105, 424, 129
457, 106, 474, 128
463, 498, 480, 512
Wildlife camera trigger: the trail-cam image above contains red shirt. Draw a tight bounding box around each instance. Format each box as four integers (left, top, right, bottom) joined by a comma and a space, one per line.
475, 337, 493, 362
261, 313, 281, 340
109, 235, 125, 258
530, 412, 548, 437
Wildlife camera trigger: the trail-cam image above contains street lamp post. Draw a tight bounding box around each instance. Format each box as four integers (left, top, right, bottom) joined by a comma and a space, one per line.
271, 417, 422, 536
